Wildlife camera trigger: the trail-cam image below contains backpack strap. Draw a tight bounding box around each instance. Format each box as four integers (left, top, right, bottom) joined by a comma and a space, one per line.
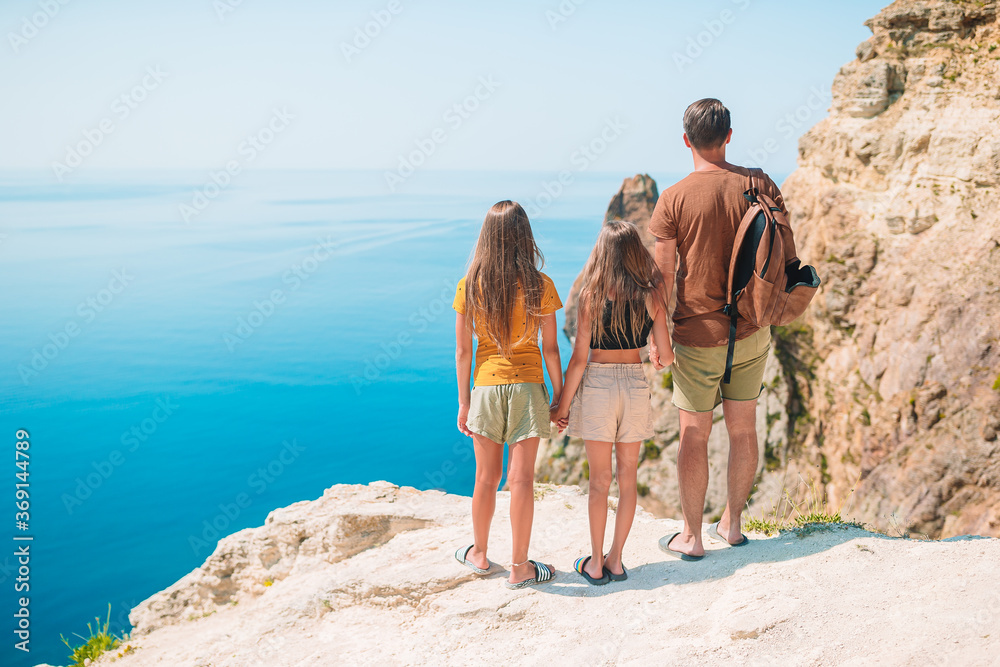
724, 167, 768, 384
723, 302, 739, 384
748, 167, 763, 198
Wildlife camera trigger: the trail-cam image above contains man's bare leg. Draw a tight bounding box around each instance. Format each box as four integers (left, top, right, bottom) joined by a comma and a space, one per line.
717, 398, 759, 544
667, 408, 714, 557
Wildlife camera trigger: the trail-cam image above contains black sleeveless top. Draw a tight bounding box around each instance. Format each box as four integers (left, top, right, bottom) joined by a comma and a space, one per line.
593, 299, 653, 350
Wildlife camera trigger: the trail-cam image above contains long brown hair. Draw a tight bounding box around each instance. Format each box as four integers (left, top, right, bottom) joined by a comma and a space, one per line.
579, 219, 665, 346
464, 200, 545, 357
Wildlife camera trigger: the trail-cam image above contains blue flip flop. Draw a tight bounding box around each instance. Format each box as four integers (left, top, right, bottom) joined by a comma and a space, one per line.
658, 532, 705, 561
574, 556, 610, 585
707, 521, 749, 547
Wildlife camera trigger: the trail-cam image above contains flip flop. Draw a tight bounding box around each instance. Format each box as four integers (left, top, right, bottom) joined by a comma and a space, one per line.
454, 545, 491, 574
658, 532, 705, 561
505, 560, 555, 590
574, 556, 610, 586
603, 556, 628, 582
707, 521, 749, 547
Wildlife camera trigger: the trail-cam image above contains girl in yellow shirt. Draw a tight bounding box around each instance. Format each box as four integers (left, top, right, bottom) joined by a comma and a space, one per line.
452, 200, 563, 589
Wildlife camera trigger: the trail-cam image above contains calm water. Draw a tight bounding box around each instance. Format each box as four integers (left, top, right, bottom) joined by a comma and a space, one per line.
2, 168, 716, 666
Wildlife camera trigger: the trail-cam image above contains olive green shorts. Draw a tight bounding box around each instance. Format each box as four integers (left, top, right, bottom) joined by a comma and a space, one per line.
671, 327, 771, 413
467, 382, 551, 444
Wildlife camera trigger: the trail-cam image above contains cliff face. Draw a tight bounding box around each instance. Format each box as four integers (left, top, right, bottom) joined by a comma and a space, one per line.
87, 483, 1000, 666
781, 0, 1000, 537
543, 0, 1000, 538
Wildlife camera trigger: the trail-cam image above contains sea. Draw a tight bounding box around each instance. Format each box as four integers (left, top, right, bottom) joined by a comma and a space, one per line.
0, 167, 785, 666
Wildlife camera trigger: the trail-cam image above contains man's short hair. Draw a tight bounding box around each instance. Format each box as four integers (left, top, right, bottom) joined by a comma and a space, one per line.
683, 98, 731, 149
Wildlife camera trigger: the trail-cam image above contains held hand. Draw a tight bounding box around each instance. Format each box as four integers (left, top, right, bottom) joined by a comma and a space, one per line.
457, 403, 473, 437
649, 340, 663, 370
550, 403, 569, 434
660, 346, 675, 369
548, 403, 561, 425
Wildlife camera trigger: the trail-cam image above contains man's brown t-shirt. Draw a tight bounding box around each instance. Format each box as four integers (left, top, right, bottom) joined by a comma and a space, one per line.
648, 165, 788, 348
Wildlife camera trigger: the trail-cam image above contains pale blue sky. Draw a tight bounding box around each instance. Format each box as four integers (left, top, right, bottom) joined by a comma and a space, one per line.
1, 0, 886, 177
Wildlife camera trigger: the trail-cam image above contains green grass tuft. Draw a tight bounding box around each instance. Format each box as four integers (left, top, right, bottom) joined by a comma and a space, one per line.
642, 440, 661, 461
637, 483, 650, 497
61, 604, 123, 667
660, 371, 673, 391
742, 475, 867, 538
993, 374, 1000, 391
743, 516, 783, 536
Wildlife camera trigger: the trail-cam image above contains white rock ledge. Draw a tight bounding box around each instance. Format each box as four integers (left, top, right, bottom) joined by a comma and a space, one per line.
63, 482, 1000, 667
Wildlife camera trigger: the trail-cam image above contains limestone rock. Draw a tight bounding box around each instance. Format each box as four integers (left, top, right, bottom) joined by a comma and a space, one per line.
86, 483, 1000, 666
779, 0, 1000, 537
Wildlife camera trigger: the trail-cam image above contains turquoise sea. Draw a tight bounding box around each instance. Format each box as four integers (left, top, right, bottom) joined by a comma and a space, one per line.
0, 168, 788, 666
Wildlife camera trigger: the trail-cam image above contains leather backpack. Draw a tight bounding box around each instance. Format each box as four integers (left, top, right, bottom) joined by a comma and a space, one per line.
723, 168, 821, 383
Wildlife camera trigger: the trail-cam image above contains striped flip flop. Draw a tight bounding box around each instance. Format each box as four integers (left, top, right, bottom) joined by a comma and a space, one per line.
505, 561, 555, 589
454, 545, 492, 575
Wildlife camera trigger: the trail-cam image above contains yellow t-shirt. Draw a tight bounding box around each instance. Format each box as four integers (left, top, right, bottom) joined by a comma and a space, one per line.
453, 273, 562, 386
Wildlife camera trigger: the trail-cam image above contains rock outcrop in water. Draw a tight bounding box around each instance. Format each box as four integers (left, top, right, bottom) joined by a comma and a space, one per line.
542, 0, 1000, 539
77, 483, 1000, 666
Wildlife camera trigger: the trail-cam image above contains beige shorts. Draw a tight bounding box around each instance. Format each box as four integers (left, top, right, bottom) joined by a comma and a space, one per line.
567, 363, 654, 443
467, 382, 551, 444
671, 326, 771, 413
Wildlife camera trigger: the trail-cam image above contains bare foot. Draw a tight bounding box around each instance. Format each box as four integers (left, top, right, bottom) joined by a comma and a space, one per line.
717, 514, 745, 545
668, 531, 705, 558
583, 555, 604, 581
466, 545, 490, 571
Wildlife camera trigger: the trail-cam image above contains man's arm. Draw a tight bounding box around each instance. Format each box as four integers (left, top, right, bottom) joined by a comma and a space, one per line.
654, 237, 677, 306
649, 237, 677, 367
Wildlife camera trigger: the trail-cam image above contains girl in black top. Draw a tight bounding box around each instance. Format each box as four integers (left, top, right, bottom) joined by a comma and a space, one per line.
552, 219, 673, 585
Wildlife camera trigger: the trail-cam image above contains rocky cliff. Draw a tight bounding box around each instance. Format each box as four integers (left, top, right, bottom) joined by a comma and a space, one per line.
73, 483, 1000, 666
781, 0, 1000, 538
540, 0, 1000, 538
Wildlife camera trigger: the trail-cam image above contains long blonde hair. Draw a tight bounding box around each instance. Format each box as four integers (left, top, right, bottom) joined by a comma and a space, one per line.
464, 201, 545, 357
579, 219, 665, 345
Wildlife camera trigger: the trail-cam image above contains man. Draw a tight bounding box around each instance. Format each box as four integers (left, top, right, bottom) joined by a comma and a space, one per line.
649, 98, 787, 559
